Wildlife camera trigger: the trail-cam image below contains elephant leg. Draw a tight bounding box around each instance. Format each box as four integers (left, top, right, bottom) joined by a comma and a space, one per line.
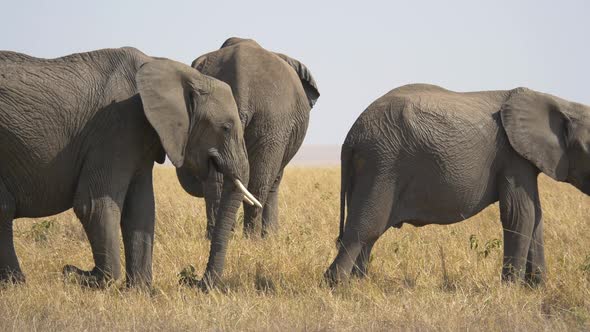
121, 167, 155, 287
243, 202, 257, 235
242, 177, 265, 237
261, 170, 283, 237
498, 166, 538, 283
243, 151, 281, 238
0, 182, 23, 284
325, 172, 393, 285
325, 234, 363, 285
351, 241, 376, 278
525, 190, 545, 286
68, 174, 126, 287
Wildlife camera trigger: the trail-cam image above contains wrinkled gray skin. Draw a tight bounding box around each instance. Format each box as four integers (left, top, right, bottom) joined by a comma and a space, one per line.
0, 47, 248, 288
326, 84, 590, 286
177, 37, 319, 238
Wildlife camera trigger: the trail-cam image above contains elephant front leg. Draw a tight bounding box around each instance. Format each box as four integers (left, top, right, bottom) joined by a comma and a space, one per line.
0, 186, 23, 284
121, 169, 155, 287
68, 195, 123, 288
525, 192, 545, 286
498, 168, 538, 283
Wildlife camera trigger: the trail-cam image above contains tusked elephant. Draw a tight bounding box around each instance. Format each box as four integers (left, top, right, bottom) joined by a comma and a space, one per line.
177, 37, 320, 238
325, 83, 590, 286
0, 47, 259, 288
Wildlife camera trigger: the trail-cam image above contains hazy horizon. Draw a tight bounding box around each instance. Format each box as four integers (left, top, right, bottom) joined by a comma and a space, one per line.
2, 0, 589, 146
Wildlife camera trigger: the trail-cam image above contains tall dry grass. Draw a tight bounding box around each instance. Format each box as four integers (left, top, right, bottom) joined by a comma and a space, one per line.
1, 166, 590, 331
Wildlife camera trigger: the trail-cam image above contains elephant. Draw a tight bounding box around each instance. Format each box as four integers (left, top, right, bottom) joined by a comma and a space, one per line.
325, 83, 590, 286
0, 47, 259, 288
176, 37, 320, 238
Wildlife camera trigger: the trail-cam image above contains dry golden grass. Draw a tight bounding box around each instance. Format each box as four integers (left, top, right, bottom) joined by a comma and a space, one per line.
2, 166, 590, 331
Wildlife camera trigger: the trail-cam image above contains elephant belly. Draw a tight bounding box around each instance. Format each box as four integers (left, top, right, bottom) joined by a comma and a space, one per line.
0, 157, 78, 218
393, 185, 498, 226
13, 183, 75, 218
393, 153, 500, 227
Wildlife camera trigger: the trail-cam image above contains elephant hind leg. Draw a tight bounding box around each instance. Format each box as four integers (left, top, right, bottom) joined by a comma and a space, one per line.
0, 182, 23, 284
243, 149, 283, 238
325, 222, 388, 285
352, 241, 376, 278
325, 172, 395, 285
261, 170, 283, 237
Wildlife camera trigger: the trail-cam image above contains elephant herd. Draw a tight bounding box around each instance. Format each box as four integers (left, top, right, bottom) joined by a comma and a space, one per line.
0, 37, 589, 290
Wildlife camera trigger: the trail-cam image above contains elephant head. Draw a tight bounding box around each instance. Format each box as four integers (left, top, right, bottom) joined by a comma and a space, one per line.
136, 59, 259, 284
196, 37, 320, 109
219, 36, 255, 48
501, 87, 590, 194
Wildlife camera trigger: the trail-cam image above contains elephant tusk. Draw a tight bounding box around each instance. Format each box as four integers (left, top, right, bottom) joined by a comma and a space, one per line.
243, 195, 255, 206
234, 179, 263, 208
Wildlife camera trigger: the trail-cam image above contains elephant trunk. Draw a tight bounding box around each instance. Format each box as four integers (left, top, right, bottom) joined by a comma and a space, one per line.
204, 162, 223, 239
210, 134, 261, 208
202, 178, 244, 286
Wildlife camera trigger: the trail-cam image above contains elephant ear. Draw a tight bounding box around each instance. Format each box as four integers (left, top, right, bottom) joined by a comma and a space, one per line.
500, 87, 571, 181
274, 53, 320, 108
136, 59, 196, 168
220, 37, 252, 48
191, 55, 208, 72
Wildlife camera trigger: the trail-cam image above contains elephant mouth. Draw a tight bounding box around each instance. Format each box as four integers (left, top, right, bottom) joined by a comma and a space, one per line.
207, 148, 262, 208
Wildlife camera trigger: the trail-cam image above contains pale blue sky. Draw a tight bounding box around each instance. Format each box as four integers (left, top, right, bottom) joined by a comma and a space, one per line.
3, 0, 589, 144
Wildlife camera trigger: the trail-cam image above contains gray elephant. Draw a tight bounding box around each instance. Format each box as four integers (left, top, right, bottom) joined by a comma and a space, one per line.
325, 83, 590, 286
0, 47, 258, 287
177, 37, 319, 238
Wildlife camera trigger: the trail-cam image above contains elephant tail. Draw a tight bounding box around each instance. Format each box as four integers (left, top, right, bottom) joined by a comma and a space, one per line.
337, 145, 353, 249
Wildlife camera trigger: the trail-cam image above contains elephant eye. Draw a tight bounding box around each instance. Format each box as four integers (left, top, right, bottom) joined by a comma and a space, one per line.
222, 123, 232, 132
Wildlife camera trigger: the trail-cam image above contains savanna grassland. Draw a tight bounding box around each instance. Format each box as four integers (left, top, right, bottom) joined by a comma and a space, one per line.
2, 166, 590, 331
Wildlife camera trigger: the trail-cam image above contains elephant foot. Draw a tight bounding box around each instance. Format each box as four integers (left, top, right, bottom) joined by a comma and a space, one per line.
261, 222, 279, 238
0, 268, 25, 286
63, 265, 113, 288
351, 266, 368, 279
243, 220, 257, 238
119, 283, 162, 297
323, 269, 341, 288
243, 228, 261, 240
178, 266, 222, 292
179, 275, 217, 293
179, 265, 207, 292
125, 277, 153, 290
501, 264, 527, 285
524, 271, 545, 288
261, 226, 278, 239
